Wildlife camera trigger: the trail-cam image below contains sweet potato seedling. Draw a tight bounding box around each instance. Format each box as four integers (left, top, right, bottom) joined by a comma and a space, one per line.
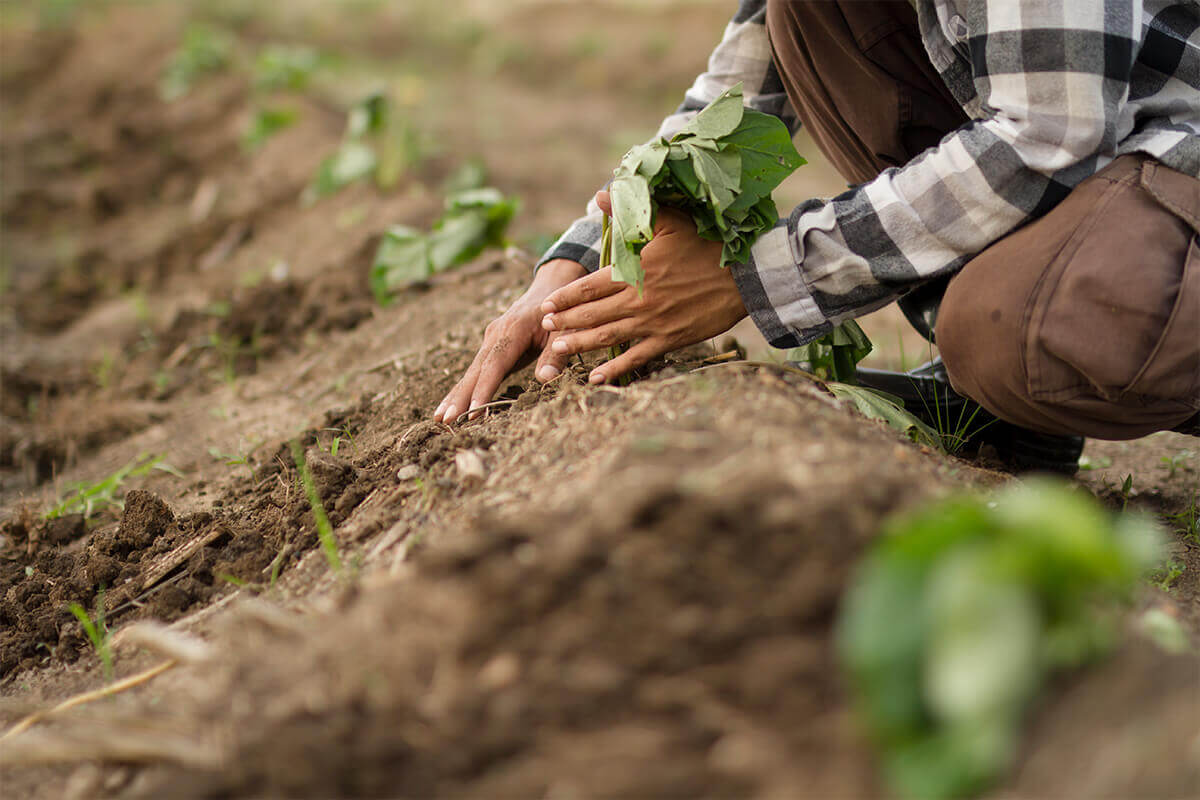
370, 168, 517, 303
838, 480, 1165, 800
602, 82, 804, 288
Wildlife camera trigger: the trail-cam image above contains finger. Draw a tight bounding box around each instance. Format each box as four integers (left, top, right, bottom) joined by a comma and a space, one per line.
436, 357, 482, 423
541, 292, 631, 333
467, 333, 527, 418
535, 330, 570, 383
550, 320, 638, 357
541, 268, 624, 314
588, 338, 665, 385
593, 190, 612, 216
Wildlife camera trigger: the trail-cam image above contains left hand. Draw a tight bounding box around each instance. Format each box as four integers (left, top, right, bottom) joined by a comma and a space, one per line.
539, 191, 748, 384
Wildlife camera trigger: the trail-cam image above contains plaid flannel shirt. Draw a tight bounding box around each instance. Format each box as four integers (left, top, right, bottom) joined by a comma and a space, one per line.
538, 0, 1200, 348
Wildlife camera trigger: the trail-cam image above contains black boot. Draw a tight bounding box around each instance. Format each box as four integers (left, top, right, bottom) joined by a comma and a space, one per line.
1173, 413, 1200, 437
854, 359, 1085, 475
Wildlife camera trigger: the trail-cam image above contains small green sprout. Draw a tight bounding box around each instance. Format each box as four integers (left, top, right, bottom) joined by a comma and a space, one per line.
45, 454, 177, 521
290, 440, 342, 574
68, 590, 113, 682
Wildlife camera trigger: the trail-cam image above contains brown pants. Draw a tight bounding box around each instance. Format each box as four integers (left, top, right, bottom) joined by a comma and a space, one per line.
766, 0, 1200, 440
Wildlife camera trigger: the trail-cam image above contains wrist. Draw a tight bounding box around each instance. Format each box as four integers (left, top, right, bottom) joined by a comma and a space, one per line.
533, 258, 587, 287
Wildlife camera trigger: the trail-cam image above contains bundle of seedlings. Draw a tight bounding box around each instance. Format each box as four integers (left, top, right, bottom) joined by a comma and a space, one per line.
601, 82, 805, 287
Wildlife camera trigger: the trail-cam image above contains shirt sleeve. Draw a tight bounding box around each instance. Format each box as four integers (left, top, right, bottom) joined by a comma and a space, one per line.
731, 0, 1143, 348
537, 0, 797, 272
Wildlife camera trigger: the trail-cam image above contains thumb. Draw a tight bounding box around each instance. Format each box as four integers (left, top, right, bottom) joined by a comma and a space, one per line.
593, 190, 612, 217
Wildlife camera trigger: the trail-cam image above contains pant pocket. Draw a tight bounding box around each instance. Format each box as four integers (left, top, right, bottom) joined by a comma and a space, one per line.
1023, 169, 1133, 403
1026, 158, 1200, 409
1123, 234, 1200, 405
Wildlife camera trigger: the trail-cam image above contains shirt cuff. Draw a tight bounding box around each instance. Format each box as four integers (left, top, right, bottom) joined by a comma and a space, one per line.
536, 217, 604, 273
729, 221, 832, 349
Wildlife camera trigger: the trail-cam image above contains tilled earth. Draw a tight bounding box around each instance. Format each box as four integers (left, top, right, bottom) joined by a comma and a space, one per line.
1, 3, 1198, 798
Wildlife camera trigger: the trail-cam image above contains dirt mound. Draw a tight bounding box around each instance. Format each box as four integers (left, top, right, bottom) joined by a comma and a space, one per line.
24, 458, 1185, 800
107, 470, 885, 798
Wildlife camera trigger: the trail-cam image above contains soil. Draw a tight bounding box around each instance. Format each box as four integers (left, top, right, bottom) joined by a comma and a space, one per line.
1, 2, 1197, 799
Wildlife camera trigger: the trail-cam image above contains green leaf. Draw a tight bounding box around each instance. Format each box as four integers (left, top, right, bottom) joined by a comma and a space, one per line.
311, 140, 377, 198
610, 220, 647, 287
684, 142, 740, 215
347, 92, 389, 139
618, 141, 669, 181
827, 382, 942, 448
723, 108, 806, 214
673, 83, 746, 141
609, 175, 654, 249
370, 225, 430, 303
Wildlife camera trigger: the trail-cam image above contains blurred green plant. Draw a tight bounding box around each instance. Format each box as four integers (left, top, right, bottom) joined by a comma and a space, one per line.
161, 24, 234, 102
253, 44, 320, 91
837, 479, 1164, 800
306, 92, 430, 201
370, 167, 517, 304
243, 106, 299, 151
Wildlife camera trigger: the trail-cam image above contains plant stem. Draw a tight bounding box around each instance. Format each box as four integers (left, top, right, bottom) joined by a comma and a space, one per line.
600, 213, 632, 385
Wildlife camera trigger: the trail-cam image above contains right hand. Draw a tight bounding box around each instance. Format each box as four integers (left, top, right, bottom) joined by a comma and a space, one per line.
434, 258, 588, 424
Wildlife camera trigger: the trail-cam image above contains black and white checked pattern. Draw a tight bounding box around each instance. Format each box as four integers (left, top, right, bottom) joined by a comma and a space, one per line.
539, 0, 1200, 348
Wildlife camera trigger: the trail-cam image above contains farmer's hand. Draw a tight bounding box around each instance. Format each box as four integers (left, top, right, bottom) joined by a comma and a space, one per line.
539, 191, 747, 384
435, 258, 586, 423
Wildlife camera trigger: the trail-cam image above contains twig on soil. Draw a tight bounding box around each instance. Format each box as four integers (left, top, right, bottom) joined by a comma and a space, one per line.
699, 349, 743, 364
0, 660, 178, 742
454, 399, 516, 424
104, 569, 190, 619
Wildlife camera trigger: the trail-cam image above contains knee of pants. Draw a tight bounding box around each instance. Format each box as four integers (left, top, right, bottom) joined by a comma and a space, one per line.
936, 277, 1027, 416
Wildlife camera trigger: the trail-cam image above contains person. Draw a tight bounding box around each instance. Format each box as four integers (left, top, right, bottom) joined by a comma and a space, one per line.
435, 0, 1199, 470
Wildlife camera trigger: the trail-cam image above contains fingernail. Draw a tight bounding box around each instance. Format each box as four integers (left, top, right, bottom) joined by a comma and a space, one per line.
552, 339, 569, 354
434, 402, 446, 419
541, 300, 557, 313
589, 372, 605, 385
541, 314, 556, 331
444, 405, 457, 423
537, 364, 561, 382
